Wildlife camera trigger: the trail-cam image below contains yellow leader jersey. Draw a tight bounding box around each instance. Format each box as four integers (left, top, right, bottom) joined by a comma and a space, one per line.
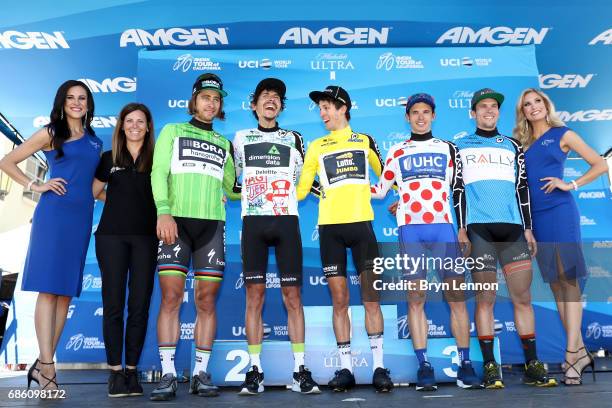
297, 126, 383, 225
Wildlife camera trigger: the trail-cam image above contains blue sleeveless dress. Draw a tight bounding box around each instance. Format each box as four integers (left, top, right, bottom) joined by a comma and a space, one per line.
524, 126, 587, 282
22, 133, 102, 297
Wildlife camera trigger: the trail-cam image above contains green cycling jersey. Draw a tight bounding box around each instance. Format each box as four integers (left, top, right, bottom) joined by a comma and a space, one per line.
151, 119, 240, 221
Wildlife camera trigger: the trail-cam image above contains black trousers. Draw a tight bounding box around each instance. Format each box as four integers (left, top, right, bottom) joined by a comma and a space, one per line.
95, 234, 157, 366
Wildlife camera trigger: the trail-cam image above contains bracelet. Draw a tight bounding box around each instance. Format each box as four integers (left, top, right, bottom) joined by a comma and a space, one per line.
570, 180, 579, 190
26, 179, 36, 191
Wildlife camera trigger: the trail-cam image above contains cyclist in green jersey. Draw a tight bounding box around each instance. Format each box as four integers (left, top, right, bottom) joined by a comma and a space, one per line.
150, 73, 240, 401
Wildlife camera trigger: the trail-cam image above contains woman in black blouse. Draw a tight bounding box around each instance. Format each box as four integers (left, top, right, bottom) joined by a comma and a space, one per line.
92, 103, 157, 397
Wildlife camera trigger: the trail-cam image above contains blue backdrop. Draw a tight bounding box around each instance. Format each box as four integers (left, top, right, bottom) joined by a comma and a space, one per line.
1, 1, 611, 385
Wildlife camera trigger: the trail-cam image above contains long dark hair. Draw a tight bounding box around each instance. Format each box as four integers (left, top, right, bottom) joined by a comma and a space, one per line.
112, 103, 155, 173
47, 80, 96, 158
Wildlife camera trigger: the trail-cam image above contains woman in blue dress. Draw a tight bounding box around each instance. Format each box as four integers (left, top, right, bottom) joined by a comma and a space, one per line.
513, 88, 607, 385
0, 80, 102, 394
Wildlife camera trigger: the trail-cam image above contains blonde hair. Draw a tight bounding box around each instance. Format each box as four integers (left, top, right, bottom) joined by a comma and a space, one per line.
512, 88, 565, 148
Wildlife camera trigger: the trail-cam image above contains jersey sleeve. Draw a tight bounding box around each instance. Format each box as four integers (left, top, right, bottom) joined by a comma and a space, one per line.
223, 141, 242, 201
447, 142, 467, 229
371, 148, 397, 199
510, 138, 533, 230
231, 132, 244, 194
366, 134, 384, 178
151, 124, 174, 216
233, 132, 245, 180
293, 131, 320, 197
296, 138, 319, 200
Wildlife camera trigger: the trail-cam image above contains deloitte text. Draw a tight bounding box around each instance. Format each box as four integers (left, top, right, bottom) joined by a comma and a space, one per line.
436, 26, 549, 45
279, 27, 389, 45
120, 27, 228, 47
0, 31, 69, 49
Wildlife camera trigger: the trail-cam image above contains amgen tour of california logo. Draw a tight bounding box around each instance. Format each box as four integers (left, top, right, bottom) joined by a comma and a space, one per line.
82, 274, 102, 291
65, 333, 105, 351
376, 52, 424, 71
173, 53, 221, 72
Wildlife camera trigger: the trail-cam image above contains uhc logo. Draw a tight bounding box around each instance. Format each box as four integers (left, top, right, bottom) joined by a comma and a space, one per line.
119, 27, 228, 47
436, 26, 549, 45
0, 31, 69, 49
279, 27, 390, 45
398, 153, 446, 180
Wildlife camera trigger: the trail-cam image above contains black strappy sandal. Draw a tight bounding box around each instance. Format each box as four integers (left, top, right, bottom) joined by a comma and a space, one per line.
38, 361, 59, 396
27, 358, 40, 389
564, 347, 596, 386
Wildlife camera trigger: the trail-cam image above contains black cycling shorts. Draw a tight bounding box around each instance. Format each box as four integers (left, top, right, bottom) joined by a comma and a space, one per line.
157, 217, 225, 281
467, 223, 532, 276
319, 221, 380, 278
241, 215, 302, 287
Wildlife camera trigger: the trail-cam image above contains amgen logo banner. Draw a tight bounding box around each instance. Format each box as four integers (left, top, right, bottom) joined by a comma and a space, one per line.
120, 27, 228, 47
539, 74, 594, 89
279, 27, 390, 45
0, 31, 69, 49
436, 26, 549, 45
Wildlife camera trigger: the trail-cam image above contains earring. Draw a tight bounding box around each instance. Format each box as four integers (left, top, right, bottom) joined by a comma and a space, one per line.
523, 119, 529, 133
545, 114, 550, 125
61, 108, 64, 120
84, 111, 88, 123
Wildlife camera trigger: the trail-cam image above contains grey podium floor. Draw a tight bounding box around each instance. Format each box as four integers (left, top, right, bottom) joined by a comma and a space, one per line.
1, 363, 611, 408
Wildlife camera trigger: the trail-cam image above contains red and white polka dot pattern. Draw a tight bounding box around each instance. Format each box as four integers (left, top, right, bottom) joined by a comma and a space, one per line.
371, 138, 461, 226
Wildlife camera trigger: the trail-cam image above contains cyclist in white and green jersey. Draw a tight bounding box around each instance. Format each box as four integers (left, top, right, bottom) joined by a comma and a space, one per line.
150, 73, 240, 401
233, 78, 320, 395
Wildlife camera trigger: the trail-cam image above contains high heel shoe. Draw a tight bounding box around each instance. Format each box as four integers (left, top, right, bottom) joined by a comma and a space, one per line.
563, 347, 596, 385
38, 361, 59, 396
27, 358, 40, 389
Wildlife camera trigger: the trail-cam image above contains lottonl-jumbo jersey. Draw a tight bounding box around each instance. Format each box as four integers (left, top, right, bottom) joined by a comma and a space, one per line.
453, 128, 532, 229
296, 126, 383, 225
371, 132, 466, 227
233, 125, 306, 217
151, 119, 239, 221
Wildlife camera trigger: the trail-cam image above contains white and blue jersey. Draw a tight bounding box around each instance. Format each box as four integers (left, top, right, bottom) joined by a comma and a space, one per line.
454, 128, 532, 229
